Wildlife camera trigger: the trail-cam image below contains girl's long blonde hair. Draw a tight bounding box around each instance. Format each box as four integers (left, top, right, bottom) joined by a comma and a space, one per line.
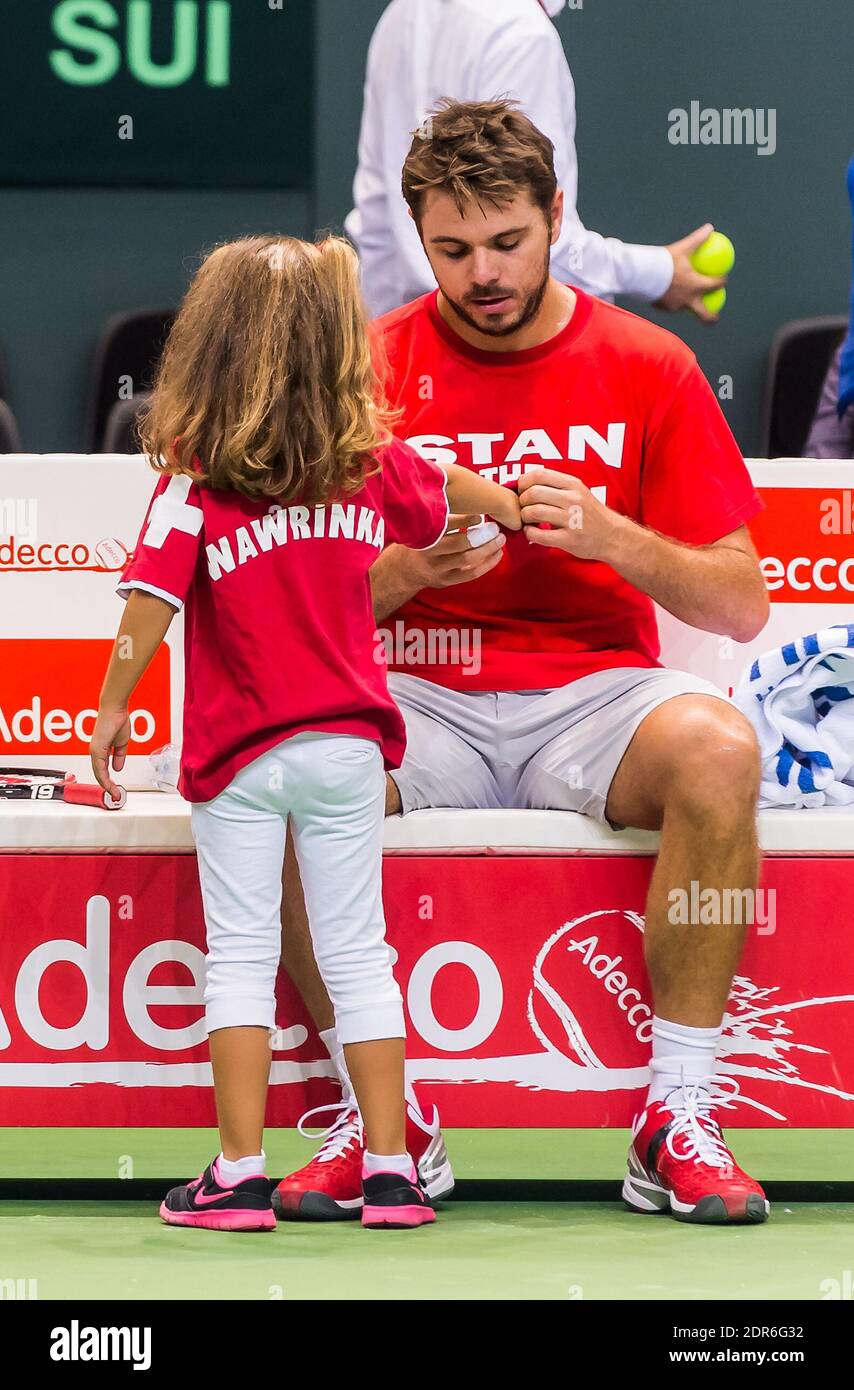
140, 235, 396, 504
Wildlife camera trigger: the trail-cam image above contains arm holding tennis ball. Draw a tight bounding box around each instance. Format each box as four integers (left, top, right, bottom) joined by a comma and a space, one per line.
656, 223, 734, 322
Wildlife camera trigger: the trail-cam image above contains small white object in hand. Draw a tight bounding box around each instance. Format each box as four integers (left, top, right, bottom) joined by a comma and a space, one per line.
465, 520, 500, 548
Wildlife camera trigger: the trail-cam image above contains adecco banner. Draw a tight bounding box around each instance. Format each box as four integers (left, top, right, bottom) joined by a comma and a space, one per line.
1, 454, 850, 784
1, 853, 852, 1128
0, 455, 181, 787
656, 460, 854, 695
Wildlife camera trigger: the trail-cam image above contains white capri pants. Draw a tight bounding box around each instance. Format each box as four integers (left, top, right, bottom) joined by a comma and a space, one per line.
191, 732, 404, 1046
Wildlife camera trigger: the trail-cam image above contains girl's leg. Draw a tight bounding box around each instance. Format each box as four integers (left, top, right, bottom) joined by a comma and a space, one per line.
288, 736, 406, 1157
209, 1026, 273, 1160
342, 1038, 405, 1157
191, 778, 287, 1163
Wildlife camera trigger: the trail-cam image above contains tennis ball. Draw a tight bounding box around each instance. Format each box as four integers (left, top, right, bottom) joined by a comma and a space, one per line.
702, 287, 727, 315
691, 231, 735, 277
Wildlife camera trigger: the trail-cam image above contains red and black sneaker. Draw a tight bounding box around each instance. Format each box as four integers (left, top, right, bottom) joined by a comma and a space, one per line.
272, 1098, 454, 1221
623, 1082, 769, 1224
362, 1164, 436, 1230
274, 1104, 365, 1221
160, 1158, 276, 1232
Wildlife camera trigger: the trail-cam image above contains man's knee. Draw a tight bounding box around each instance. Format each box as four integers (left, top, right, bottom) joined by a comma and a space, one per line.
663, 704, 761, 821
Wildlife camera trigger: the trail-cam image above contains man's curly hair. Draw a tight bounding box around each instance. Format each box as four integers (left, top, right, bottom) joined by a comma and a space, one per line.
402, 98, 558, 226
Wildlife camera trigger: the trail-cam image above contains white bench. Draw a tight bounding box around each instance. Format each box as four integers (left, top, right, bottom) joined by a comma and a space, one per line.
1, 791, 851, 854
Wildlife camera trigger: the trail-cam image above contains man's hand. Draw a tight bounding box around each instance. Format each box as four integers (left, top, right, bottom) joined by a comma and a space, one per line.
397, 514, 507, 589
518, 470, 623, 560
370, 515, 506, 622
656, 223, 728, 323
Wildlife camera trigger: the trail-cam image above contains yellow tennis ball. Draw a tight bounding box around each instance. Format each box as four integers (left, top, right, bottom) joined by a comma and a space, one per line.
702, 287, 727, 315
691, 232, 735, 277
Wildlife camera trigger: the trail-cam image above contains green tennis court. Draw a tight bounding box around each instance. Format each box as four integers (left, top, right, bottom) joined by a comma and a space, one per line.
5, 1200, 853, 1302
2, 1129, 852, 1301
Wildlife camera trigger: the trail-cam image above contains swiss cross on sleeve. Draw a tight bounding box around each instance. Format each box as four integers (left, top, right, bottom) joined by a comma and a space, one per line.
143, 474, 203, 549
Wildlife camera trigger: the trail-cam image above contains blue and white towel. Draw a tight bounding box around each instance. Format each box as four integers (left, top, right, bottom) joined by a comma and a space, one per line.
733, 625, 854, 808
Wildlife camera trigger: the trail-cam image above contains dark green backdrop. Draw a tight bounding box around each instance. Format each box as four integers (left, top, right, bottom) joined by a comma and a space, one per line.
1, 0, 851, 453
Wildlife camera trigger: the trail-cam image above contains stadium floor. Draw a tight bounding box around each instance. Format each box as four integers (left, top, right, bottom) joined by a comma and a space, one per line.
2, 1129, 852, 1300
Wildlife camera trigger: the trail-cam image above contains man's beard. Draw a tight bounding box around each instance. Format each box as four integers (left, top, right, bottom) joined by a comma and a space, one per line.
443, 250, 551, 339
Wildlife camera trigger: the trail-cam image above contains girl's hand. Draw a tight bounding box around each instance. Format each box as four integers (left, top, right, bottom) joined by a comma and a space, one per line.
489, 485, 523, 532
90, 707, 131, 800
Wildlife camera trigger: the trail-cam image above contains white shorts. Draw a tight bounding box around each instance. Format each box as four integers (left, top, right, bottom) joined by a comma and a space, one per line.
191, 732, 404, 1044
388, 666, 730, 827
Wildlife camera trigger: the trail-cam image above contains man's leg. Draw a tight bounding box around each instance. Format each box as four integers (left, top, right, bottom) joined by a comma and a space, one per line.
604, 695, 761, 1028
516, 671, 769, 1223
603, 694, 768, 1223
514, 674, 760, 1023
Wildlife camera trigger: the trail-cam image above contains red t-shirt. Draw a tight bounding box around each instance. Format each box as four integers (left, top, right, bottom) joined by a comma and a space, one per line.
117, 439, 449, 802
374, 288, 763, 691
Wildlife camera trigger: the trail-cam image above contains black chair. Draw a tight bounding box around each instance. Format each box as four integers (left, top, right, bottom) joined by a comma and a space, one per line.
101, 393, 152, 454
759, 316, 848, 457
86, 309, 175, 452
0, 399, 22, 452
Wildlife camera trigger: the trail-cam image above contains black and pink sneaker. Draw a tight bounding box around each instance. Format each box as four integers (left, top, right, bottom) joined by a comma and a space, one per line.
361, 1164, 436, 1230
160, 1158, 276, 1232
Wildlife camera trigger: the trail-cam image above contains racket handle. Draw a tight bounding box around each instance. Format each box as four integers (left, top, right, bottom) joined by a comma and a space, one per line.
63, 783, 127, 811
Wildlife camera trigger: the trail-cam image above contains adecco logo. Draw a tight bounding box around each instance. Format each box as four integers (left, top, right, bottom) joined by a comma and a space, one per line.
0, 896, 206, 1055
0, 535, 128, 572
0, 639, 170, 755
760, 554, 854, 598
3, 894, 853, 1130
751, 489, 854, 603
0, 900, 643, 1075
528, 910, 652, 1070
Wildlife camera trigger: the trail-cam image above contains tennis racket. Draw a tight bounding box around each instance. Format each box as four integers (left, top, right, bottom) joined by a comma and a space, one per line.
0, 768, 126, 811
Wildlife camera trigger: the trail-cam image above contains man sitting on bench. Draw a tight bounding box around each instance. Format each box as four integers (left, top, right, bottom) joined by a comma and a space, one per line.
274, 99, 771, 1227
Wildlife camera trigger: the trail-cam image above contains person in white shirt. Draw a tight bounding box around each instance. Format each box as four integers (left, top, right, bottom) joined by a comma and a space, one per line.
345, 0, 726, 319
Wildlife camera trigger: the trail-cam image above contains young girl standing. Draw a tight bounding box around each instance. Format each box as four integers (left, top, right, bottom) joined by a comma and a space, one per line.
89, 235, 520, 1232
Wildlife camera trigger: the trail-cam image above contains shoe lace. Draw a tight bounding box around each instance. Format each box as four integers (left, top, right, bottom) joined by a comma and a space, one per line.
664, 1075, 740, 1170
297, 1099, 363, 1164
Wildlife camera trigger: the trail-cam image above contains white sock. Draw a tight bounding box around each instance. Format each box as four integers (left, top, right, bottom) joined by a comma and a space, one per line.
404, 1072, 425, 1120
362, 1150, 415, 1179
647, 1016, 721, 1105
324, 1026, 423, 1122
319, 1025, 340, 1066
216, 1150, 266, 1184
320, 1025, 358, 1108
